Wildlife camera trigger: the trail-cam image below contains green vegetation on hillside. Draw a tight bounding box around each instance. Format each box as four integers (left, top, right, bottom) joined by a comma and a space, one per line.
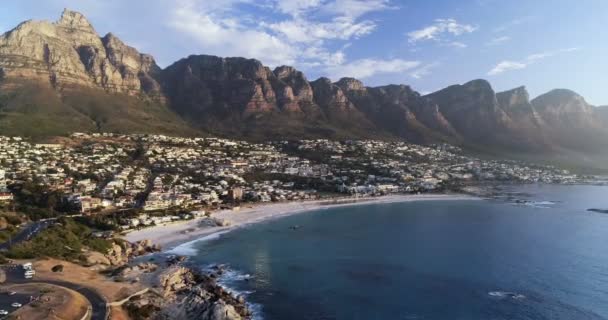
0, 80, 196, 138
5, 218, 113, 260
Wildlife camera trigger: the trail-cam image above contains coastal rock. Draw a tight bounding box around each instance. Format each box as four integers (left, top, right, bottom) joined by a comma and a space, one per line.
201, 299, 243, 320
115, 262, 158, 282
153, 264, 250, 320
200, 217, 231, 227
84, 251, 112, 266
157, 266, 197, 296
105, 239, 161, 266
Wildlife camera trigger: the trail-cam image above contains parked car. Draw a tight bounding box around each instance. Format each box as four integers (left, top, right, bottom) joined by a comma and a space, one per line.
0, 309, 8, 315
8, 292, 16, 296
11, 302, 21, 308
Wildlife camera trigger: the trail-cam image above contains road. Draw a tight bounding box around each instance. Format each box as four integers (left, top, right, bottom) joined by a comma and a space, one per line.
0, 291, 29, 316
0, 220, 54, 250
1, 266, 108, 320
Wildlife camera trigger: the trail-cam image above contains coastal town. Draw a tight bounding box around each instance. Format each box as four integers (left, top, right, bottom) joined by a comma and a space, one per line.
0, 133, 597, 320
0, 133, 583, 228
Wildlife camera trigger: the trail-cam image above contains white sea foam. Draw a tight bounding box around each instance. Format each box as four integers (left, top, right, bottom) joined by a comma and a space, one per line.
488, 291, 510, 297
514, 199, 558, 209
488, 291, 526, 300
166, 230, 232, 255
205, 264, 264, 320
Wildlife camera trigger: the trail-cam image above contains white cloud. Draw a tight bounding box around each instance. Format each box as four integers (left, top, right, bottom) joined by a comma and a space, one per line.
323, 58, 420, 79
486, 36, 510, 46
265, 17, 376, 44
488, 61, 526, 75
321, 0, 394, 19
488, 47, 580, 75
408, 18, 477, 43
275, 0, 323, 17
169, 0, 297, 66
168, 0, 402, 79
410, 62, 440, 79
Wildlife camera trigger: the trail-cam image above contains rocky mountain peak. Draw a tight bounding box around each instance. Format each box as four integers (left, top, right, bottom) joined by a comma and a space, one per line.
0, 9, 162, 96
460, 79, 494, 93
497, 86, 530, 109
57, 9, 95, 33
273, 66, 298, 80
272, 66, 313, 103
335, 78, 366, 92
531, 89, 592, 114
376, 84, 418, 99
102, 32, 121, 45
311, 77, 353, 110
529, 88, 599, 130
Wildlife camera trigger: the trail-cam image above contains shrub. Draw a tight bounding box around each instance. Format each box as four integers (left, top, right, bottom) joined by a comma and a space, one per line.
6, 218, 113, 260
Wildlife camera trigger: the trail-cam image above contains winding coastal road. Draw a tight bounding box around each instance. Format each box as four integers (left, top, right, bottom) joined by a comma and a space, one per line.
0, 220, 54, 250
1, 266, 108, 320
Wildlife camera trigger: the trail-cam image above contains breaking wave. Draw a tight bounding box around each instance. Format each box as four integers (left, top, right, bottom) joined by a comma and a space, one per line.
204, 264, 264, 320
166, 230, 232, 255
488, 291, 526, 300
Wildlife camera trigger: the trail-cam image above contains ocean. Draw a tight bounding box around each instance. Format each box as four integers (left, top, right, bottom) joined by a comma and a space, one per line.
180, 185, 608, 320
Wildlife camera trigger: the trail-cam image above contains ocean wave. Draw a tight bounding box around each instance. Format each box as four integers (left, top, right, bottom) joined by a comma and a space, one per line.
489, 291, 526, 300
204, 264, 264, 320
512, 199, 558, 209
166, 230, 232, 255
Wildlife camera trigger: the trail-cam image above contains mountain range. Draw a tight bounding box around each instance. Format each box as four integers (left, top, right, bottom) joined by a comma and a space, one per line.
1, 10, 607, 170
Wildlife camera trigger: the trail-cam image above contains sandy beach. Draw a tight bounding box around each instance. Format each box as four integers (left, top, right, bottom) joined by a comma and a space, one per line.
123, 193, 476, 253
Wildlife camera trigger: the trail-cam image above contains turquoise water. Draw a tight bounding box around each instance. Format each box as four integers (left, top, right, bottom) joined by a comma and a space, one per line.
188, 185, 608, 320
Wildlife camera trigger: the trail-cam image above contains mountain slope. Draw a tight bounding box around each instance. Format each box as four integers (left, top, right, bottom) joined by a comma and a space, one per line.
161, 55, 383, 140
531, 89, 608, 153
0, 9, 606, 170
0, 9, 192, 137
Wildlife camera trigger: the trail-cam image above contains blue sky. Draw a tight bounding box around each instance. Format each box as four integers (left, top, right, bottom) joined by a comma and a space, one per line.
1, 0, 606, 105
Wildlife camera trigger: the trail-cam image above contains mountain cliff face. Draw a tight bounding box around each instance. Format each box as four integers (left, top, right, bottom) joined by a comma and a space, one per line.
160, 55, 380, 139
335, 80, 460, 143
0, 10, 190, 137
0, 9, 162, 96
0, 9, 606, 169
426, 80, 515, 144
531, 89, 598, 129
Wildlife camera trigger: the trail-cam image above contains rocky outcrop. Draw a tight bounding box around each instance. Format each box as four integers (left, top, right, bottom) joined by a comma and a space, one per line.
105, 239, 161, 266
273, 66, 315, 113
0, 9, 161, 96
149, 264, 250, 320
114, 262, 158, 282
311, 77, 354, 111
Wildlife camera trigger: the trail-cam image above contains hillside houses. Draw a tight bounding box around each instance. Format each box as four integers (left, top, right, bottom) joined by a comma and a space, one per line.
0, 133, 581, 219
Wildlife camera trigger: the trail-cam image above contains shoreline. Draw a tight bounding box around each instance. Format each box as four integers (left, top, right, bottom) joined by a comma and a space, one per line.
123, 193, 478, 254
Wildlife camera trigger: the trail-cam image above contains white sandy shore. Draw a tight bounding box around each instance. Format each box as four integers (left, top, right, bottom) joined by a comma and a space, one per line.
123, 194, 476, 253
